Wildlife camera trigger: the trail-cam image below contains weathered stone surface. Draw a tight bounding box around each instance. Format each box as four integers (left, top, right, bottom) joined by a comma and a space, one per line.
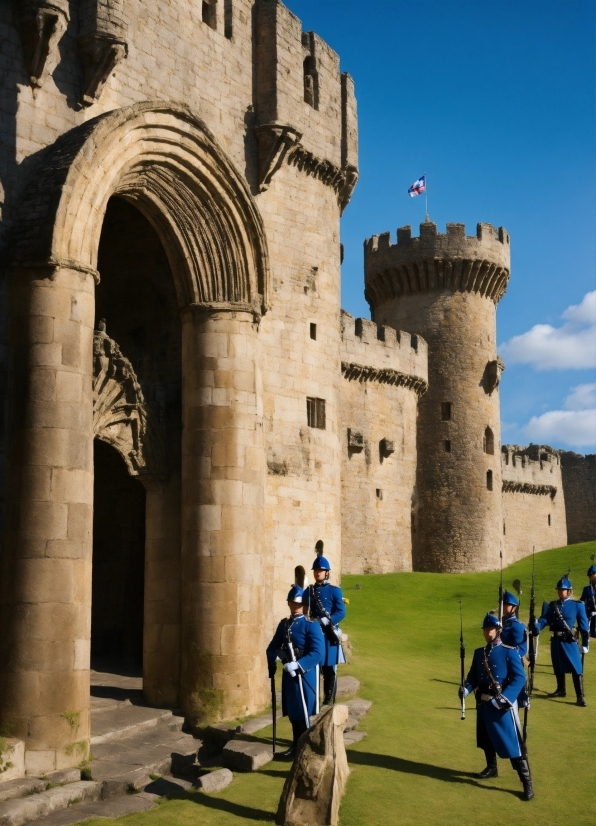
343, 730, 367, 746
222, 740, 272, 773
335, 676, 360, 700
0, 778, 46, 804
561, 451, 596, 544
0, 741, 25, 784
241, 711, 282, 735
195, 768, 234, 793
502, 444, 567, 563
276, 704, 349, 826
366, 221, 510, 573
43, 769, 81, 786
0, 781, 100, 826
200, 725, 239, 756
344, 699, 372, 732
30, 791, 157, 825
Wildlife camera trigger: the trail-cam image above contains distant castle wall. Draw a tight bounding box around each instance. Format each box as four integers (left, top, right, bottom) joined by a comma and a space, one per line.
501, 444, 567, 564
560, 451, 596, 544
339, 311, 428, 574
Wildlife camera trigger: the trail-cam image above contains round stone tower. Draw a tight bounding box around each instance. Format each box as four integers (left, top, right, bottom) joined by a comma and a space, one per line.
364, 220, 510, 572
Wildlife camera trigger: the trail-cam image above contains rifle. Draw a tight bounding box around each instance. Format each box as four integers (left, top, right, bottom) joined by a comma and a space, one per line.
498, 550, 504, 624
523, 546, 536, 747
271, 674, 277, 756
459, 600, 466, 721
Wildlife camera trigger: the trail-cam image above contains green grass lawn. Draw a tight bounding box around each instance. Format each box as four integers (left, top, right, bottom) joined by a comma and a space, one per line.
82, 541, 595, 826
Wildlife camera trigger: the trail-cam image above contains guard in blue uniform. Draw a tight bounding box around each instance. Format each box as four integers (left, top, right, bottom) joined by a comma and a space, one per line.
303, 553, 346, 705
459, 613, 533, 800
266, 585, 325, 758
580, 565, 596, 639
533, 576, 589, 706
501, 590, 529, 709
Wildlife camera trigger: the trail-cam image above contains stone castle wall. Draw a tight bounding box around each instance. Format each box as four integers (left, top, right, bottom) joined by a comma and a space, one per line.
0, 0, 358, 769
339, 311, 427, 574
501, 445, 567, 564
365, 222, 510, 573
560, 451, 596, 544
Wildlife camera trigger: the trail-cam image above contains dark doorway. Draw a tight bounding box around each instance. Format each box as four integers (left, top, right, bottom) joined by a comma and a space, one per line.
92, 439, 146, 672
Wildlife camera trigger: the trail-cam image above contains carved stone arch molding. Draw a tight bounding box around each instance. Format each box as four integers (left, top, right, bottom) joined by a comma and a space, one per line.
93, 320, 167, 487
10, 102, 270, 313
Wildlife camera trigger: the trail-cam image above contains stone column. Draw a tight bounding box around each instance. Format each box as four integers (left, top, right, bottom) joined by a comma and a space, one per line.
0, 265, 95, 774
143, 474, 181, 708
180, 306, 268, 726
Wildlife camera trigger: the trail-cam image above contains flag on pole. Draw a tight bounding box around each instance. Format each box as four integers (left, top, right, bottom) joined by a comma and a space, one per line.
408, 175, 426, 197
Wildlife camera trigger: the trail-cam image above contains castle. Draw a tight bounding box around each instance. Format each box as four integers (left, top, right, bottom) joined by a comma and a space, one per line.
0, 0, 593, 775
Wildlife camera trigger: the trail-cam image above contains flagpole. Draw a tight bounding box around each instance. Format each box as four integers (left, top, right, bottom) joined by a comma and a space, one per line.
425, 171, 429, 221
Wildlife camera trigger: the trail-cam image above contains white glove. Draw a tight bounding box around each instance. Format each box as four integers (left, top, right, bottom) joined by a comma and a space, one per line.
491, 695, 509, 710
320, 617, 330, 627
582, 646, 589, 655
591, 612, 596, 618
283, 662, 300, 677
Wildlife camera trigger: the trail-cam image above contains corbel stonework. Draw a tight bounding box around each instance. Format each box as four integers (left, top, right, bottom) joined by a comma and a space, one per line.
93, 321, 167, 484
254, 124, 302, 193
255, 123, 358, 214
13, 0, 69, 90
78, 0, 128, 106
484, 355, 505, 395
341, 361, 428, 398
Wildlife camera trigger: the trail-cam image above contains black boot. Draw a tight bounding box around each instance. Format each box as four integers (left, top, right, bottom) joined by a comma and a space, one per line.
475, 748, 498, 779
512, 757, 534, 800
572, 673, 587, 706
278, 720, 307, 759
548, 672, 566, 697
322, 666, 336, 705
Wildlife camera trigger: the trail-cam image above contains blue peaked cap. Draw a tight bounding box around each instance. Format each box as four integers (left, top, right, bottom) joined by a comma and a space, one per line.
502, 590, 519, 606
587, 565, 596, 577
312, 555, 331, 571
482, 613, 502, 630
287, 585, 304, 603
556, 576, 572, 590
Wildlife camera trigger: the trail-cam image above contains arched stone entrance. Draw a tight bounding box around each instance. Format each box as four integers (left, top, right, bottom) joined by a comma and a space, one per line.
0, 103, 270, 772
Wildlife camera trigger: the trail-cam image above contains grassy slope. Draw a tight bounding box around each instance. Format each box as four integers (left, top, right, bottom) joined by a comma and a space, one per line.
81, 542, 595, 826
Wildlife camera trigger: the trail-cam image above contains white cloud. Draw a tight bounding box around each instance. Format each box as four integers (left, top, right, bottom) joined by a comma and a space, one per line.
499, 291, 596, 370
523, 409, 596, 448
564, 383, 596, 411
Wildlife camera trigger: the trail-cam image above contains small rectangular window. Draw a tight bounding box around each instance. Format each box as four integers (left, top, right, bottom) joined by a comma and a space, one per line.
441, 402, 452, 421
224, 0, 233, 38
486, 470, 493, 491
310, 323, 317, 340
548, 514, 551, 526
503, 521, 506, 535
307, 397, 326, 430
444, 440, 451, 452
202, 0, 217, 30
376, 488, 383, 500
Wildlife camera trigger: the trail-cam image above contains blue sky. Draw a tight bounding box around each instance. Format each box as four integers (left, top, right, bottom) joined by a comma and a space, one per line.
284, 0, 596, 453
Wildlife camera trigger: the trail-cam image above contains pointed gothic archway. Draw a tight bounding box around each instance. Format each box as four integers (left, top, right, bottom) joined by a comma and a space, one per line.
1, 103, 270, 770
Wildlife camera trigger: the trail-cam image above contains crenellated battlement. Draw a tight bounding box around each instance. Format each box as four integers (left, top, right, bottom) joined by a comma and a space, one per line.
501, 444, 562, 496
364, 221, 510, 309
254, 0, 358, 209
340, 310, 428, 395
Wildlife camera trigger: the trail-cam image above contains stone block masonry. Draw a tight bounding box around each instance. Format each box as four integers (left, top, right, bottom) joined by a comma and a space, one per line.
501, 445, 567, 564
560, 452, 596, 545
340, 311, 428, 574
365, 221, 510, 573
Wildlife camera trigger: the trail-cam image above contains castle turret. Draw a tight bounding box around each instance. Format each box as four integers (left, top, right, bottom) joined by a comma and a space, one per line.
364, 221, 510, 572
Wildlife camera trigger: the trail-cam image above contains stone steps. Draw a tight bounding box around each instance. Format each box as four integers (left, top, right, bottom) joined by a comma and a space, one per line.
0, 782, 101, 826
90, 704, 178, 745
